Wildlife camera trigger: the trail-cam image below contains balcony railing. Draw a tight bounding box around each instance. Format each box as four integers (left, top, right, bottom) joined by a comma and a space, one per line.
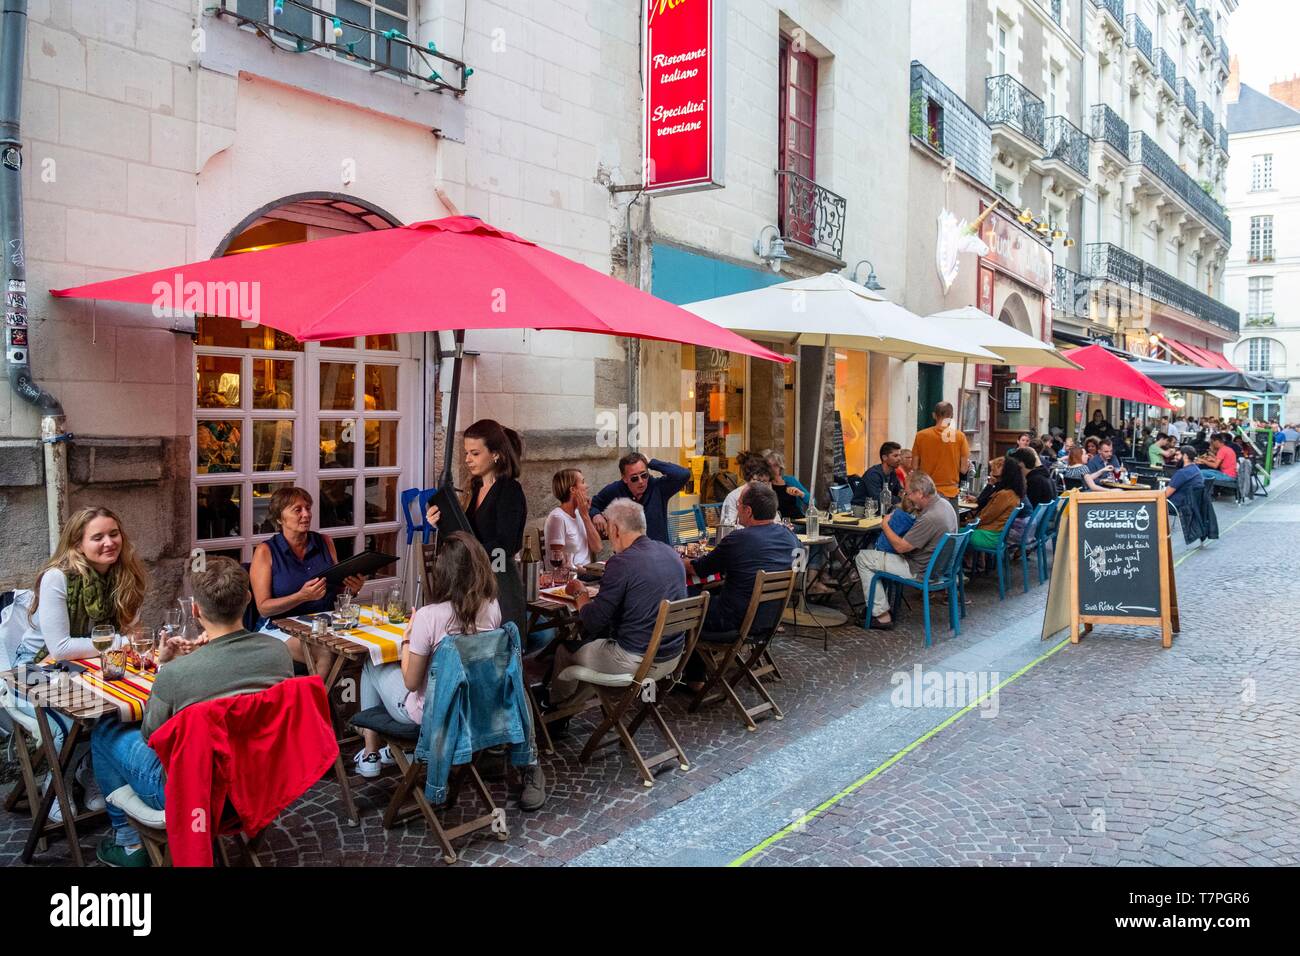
1126, 14, 1153, 63
1054, 265, 1091, 318
1219, 126, 1230, 152
1043, 115, 1089, 176
1179, 78, 1198, 115
1091, 103, 1130, 157
1201, 103, 1216, 132
1197, 7, 1216, 42
1245, 314, 1276, 328
1086, 242, 1240, 334
776, 169, 847, 261
1130, 132, 1231, 239
215, 0, 468, 94
1092, 0, 1125, 26
910, 62, 994, 186
986, 74, 1045, 147
1219, 38, 1229, 66
1049, 0, 1063, 23
1155, 49, 1177, 90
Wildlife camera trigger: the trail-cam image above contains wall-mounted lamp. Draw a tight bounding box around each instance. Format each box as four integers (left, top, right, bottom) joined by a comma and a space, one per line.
754, 225, 793, 274
1051, 228, 1065, 240
1063, 237, 1076, 248
850, 259, 885, 292
1035, 219, 1051, 235
1018, 207, 1034, 224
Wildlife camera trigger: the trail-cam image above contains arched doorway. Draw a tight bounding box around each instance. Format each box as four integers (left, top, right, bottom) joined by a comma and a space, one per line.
988, 292, 1036, 455
192, 195, 419, 598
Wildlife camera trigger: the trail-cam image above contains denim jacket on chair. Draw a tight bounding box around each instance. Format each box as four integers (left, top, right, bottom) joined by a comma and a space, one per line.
414, 621, 534, 804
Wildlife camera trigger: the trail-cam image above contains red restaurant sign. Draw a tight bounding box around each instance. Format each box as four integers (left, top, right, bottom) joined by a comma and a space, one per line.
643, 0, 726, 194
978, 203, 1053, 293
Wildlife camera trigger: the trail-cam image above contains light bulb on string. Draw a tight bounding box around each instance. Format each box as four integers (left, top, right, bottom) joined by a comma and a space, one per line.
332, 17, 343, 39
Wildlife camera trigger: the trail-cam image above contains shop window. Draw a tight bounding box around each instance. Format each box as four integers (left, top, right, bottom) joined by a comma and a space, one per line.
834, 351, 869, 476
680, 346, 747, 494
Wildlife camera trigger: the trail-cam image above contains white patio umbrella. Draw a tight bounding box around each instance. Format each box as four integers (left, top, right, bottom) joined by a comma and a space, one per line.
925, 306, 1081, 369
683, 273, 1001, 502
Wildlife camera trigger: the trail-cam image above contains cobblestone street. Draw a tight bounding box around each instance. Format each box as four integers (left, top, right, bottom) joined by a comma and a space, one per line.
4, 472, 1298, 868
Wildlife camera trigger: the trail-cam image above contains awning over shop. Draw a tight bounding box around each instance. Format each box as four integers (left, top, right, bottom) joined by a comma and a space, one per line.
1162, 338, 1240, 373
1126, 359, 1289, 394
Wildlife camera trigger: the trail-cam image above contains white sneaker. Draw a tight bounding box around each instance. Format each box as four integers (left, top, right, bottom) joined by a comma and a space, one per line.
352, 750, 381, 778
378, 745, 396, 768
75, 760, 107, 812
42, 773, 75, 825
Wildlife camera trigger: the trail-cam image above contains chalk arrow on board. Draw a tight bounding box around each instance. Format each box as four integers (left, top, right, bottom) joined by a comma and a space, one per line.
1116, 604, 1157, 614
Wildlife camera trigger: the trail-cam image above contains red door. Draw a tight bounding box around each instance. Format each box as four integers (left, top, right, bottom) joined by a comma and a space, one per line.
779, 36, 818, 245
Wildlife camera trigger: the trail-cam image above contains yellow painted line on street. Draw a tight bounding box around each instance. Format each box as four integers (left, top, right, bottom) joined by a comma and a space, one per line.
730, 481, 1291, 866
728, 636, 1071, 867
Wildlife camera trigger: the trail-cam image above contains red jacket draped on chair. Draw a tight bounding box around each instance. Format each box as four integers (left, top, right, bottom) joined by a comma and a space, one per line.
148, 675, 338, 866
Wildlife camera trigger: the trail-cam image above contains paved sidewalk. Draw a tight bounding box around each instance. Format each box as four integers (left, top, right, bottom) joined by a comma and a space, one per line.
2, 470, 1295, 866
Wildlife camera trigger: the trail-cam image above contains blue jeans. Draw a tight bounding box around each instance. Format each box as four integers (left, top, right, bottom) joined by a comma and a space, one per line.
90, 717, 165, 846
1199, 468, 1235, 485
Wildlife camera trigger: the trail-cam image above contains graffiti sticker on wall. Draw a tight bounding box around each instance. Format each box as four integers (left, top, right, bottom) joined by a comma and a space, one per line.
5, 311, 25, 327
5, 292, 25, 310
5, 280, 24, 294
8, 327, 26, 347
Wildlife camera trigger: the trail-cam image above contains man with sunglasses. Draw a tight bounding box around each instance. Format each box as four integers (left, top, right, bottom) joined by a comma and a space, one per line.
590, 452, 691, 545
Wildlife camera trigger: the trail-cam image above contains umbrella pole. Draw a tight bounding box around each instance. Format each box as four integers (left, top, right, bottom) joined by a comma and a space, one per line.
440, 328, 466, 489
808, 336, 828, 506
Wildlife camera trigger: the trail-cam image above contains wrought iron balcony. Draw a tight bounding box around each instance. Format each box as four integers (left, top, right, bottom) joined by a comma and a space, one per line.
1126, 14, 1153, 64
1219, 38, 1229, 66
910, 62, 994, 186
1130, 132, 1231, 239
1201, 103, 1216, 133
215, 0, 468, 94
1048, 0, 1063, 24
1179, 78, 1198, 115
1154, 49, 1177, 90
1086, 242, 1239, 335
1219, 126, 1230, 153
1197, 7, 1215, 42
1091, 0, 1125, 27
776, 169, 847, 261
1054, 265, 1091, 319
1043, 116, 1089, 177
986, 74, 1045, 147
1091, 103, 1130, 158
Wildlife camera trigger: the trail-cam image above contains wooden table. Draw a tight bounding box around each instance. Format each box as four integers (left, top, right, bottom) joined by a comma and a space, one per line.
3, 665, 118, 866
273, 616, 375, 826
1099, 481, 1153, 491
524, 590, 598, 755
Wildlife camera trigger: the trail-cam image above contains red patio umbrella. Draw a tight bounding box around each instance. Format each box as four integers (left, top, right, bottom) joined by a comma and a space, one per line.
1016, 344, 1173, 408
51, 215, 789, 482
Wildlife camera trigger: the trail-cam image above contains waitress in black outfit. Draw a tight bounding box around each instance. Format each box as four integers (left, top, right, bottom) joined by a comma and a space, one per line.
426, 418, 527, 631
425, 418, 547, 810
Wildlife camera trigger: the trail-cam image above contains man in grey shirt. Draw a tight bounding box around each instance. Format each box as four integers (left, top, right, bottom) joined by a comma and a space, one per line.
90, 558, 292, 867
855, 472, 958, 631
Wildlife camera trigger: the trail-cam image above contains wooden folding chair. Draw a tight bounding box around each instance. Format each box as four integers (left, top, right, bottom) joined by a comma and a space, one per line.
559, 593, 709, 788
683, 570, 796, 732
418, 543, 438, 608
106, 786, 271, 867
348, 709, 504, 865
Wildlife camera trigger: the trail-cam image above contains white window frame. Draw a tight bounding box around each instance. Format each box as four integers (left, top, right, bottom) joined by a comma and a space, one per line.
1248, 276, 1273, 318
1250, 216, 1275, 262
1251, 154, 1274, 191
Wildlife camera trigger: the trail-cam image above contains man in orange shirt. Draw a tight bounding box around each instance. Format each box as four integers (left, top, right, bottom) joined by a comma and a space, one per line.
911, 401, 972, 509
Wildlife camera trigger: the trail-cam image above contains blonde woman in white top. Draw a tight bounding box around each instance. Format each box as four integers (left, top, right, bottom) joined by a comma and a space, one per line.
543, 469, 602, 569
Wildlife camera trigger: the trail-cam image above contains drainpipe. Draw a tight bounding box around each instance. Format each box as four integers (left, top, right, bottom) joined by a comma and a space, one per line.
2, 0, 68, 550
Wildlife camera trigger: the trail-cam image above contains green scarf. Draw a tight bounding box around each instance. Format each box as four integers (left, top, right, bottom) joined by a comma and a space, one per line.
64, 567, 117, 638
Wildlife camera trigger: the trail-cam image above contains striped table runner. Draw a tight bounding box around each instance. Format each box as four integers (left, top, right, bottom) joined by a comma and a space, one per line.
291, 608, 408, 665
73, 657, 155, 722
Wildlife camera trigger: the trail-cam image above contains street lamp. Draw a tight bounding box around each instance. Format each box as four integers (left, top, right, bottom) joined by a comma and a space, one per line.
849, 259, 885, 292
754, 225, 793, 274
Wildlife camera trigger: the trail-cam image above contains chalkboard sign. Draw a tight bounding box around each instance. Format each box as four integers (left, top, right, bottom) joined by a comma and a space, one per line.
1003, 386, 1022, 412
1075, 500, 1161, 618
1042, 490, 1180, 649
831, 411, 848, 482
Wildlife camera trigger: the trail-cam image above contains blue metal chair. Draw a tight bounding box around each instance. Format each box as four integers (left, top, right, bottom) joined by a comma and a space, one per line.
864, 530, 972, 646
968, 502, 1031, 600
1036, 497, 1068, 584
417, 488, 439, 544
668, 507, 706, 546
401, 488, 424, 545
695, 502, 722, 532
1019, 502, 1056, 592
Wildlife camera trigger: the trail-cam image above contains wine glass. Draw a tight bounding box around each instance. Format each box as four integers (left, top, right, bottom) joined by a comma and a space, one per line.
90, 625, 115, 659
130, 628, 156, 672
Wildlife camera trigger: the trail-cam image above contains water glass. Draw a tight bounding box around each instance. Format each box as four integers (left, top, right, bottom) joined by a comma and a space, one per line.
385, 586, 406, 625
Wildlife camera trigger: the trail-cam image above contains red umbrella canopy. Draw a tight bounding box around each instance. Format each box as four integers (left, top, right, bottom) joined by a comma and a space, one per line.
1017, 344, 1172, 408
50, 216, 788, 363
